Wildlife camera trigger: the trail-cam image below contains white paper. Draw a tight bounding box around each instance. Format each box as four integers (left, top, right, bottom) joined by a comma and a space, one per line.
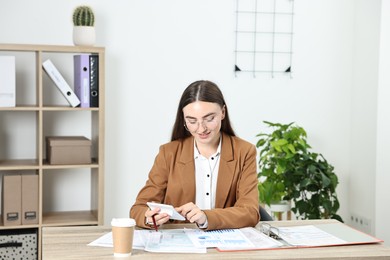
185, 227, 283, 250
234, 227, 284, 249
147, 202, 185, 220
144, 230, 206, 253
88, 229, 205, 253
278, 225, 347, 246
87, 230, 146, 250
87, 232, 112, 247
185, 228, 254, 248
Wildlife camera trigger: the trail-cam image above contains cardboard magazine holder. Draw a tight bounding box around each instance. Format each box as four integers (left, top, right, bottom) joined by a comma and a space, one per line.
1, 174, 39, 226
2, 175, 22, 226
21, 175, 39, 225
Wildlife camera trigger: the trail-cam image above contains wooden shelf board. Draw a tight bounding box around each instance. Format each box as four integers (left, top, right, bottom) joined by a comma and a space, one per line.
42, 107, 99, 111
0, 159, 39, 170
0, 216, 39, 229
42, 159, 99, 169
0, 106, 39, 111
42, 211, 98, 226
0, 106, 99, 111
0, 43, 104, 53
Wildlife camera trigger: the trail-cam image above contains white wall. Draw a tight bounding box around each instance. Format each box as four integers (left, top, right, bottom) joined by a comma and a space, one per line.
349, 0, 380, 233
376, 0, 390, 246
0, 0, 387, 242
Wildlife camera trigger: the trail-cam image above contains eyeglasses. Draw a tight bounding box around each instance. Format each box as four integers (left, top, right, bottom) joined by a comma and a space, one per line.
184, 114, 220, 132
260, 223, 281, 240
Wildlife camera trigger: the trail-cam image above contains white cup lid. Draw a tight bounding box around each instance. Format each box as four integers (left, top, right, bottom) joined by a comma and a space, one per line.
111, 218, 136, 227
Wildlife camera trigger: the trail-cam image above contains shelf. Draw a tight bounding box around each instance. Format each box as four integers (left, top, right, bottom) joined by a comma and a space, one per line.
0, 107, 100, 111
0, 216, 39, 229
0, 106, 40, 111
42, 211, 98, 226
1, 211, 98, 230
0, 43, 104, 53
42, 164, 99, 169
42, 107, 99, 111
0, 159, 39, 170
42, 160, 99, 169
0, 160, 100, 170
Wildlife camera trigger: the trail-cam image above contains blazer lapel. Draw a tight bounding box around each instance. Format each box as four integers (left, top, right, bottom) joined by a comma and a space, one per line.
215, 133, 236, 208
177, 137, 196, 202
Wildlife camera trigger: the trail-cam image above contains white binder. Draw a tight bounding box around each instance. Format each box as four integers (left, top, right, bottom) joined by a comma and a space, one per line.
42, 59, 80, 107
0, 56, 16, 107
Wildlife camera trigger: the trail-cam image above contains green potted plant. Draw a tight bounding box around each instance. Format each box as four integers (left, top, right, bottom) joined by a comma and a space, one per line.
72, 5, 96, 46
256, 121, 343, 221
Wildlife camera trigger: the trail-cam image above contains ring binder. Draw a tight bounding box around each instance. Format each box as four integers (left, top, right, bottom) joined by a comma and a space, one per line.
89, 54, 99, 107
42, 59, 81, 107
74, 54, 90, 107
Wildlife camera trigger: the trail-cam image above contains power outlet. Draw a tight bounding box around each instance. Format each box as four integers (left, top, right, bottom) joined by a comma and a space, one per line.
350, 213, 372, 234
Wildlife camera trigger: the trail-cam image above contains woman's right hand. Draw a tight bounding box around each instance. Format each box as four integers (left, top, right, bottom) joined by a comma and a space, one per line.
176, 202, 207, 226
145, 207, 170, 226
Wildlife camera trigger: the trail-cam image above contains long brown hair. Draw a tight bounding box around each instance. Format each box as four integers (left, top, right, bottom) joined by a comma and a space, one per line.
171, 80, 236, 141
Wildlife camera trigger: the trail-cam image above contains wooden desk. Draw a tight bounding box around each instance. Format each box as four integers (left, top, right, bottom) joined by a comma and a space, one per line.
42, 219, 390, 260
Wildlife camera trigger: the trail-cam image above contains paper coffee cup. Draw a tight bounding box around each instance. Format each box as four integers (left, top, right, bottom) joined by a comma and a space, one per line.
111, 218, 136, 257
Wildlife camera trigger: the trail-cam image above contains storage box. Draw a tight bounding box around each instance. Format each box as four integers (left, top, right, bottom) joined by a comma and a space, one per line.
0, 228, 37, 259
46, 136, 91, 165
2, 175, 22, 226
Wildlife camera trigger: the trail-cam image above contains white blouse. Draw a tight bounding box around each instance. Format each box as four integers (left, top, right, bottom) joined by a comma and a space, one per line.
194, 138, 222, 210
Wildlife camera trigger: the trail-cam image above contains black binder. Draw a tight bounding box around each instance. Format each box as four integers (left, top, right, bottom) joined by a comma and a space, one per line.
89, 54, 99, 107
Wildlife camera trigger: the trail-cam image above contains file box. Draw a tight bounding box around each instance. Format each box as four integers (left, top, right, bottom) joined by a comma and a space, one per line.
2, 175, 22, 226
46, 136, 91, 165
21, 174, 39, 225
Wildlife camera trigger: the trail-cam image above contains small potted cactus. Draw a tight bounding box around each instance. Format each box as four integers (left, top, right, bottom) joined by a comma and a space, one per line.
72, 5, 96, 46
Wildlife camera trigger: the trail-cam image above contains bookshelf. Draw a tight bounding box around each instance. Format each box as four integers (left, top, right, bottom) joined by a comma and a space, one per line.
0, 44, 105, 259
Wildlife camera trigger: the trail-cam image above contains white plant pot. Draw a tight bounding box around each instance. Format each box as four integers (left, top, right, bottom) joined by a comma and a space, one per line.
73, 26, 96, 46
270, 200, 291, 212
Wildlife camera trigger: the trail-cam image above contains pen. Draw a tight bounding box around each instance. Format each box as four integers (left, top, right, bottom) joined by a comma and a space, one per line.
151, 214, 158, 232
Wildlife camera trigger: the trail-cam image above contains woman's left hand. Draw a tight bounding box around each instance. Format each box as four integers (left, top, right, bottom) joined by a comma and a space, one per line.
176, 202, 207, 226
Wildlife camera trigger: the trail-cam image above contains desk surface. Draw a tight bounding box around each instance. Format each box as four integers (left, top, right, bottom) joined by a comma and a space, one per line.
42, 219, 390, 260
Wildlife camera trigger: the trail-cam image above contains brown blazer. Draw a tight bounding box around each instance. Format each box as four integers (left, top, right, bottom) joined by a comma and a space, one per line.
130, 132, 260, 230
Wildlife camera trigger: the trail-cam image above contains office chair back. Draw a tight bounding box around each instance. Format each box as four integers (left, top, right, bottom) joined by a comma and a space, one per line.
259, 205, 273, 221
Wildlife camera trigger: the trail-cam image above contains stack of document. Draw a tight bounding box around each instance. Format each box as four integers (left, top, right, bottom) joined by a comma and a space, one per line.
88, 227, 282, 253
88, 229, 205, 253
88, 222, 383, 253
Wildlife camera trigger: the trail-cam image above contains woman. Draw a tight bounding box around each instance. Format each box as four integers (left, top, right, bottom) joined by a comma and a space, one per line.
130, 80, 259, 230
